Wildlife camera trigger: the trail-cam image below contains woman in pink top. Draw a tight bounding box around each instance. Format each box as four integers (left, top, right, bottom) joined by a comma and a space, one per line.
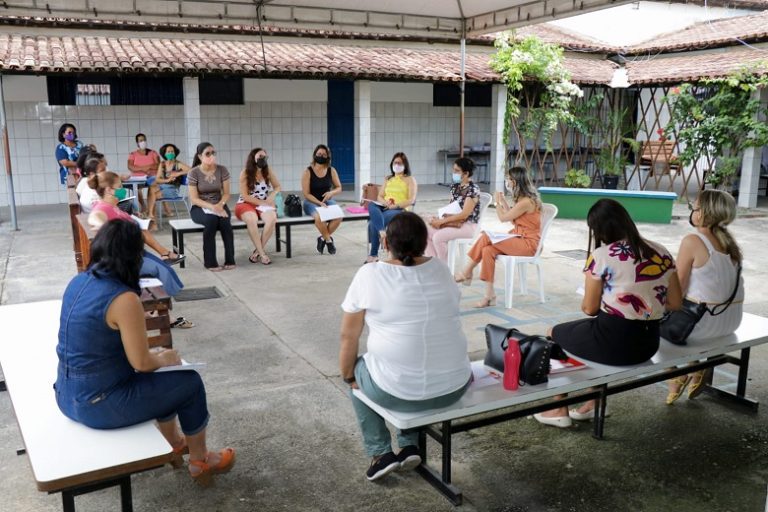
127, 133, 161, 216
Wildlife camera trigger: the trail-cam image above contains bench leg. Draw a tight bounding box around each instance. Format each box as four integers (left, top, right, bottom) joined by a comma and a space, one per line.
414, 421, 463, 506
171, 229, 184, 269
285, 225, 292, 259
275, 225, 282, 253
0, 379, 5, 392
704, 349, 759, 411
592, 385, 609, 440
60, 475, 134, 512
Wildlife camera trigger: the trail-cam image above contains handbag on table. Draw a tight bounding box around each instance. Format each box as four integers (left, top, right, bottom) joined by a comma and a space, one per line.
660, 265, 742, 345
484, 324, 568, 386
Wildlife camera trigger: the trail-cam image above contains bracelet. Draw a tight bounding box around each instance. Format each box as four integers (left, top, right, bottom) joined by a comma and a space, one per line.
343, 376, 356, 384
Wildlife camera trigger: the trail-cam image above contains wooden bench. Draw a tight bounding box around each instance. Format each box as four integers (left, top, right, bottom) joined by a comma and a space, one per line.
0, 300, 173, 512
169, 210, 370, 267
354, 313, 768, 505
639, 140, 681, 176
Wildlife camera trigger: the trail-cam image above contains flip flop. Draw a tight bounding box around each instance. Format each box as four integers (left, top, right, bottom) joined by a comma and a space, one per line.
171, 317, 195, 329
249, 250, 260, 264
259, 254, 272, 265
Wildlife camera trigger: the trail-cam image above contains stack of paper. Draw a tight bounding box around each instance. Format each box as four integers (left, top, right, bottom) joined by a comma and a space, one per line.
317, 204, 344, 222
131, 215, 152, 230
437, 201, 463, 218
483, 230, 521, 244
154, 359, 207, 373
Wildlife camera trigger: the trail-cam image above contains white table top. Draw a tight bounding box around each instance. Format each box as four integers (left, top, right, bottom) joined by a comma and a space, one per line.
355, 313, 768, 430
0, 300, 172, 491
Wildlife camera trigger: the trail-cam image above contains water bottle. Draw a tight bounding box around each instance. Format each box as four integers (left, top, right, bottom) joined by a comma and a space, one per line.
503, 338, 521, 391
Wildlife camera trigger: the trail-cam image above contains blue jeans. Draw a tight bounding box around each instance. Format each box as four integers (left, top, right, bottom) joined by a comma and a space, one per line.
55, 370, 210, 436
367, 205, 403, 256
303, 198, 337, 217
349, 357, 470, 457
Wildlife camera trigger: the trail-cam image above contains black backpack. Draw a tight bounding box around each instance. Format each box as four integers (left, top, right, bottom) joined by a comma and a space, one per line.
284, 194, 303, 217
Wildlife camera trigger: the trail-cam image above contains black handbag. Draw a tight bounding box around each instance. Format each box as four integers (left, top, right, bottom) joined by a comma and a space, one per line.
284, 194, 303, 217
484, 325, 568, 386
660, 265, 742, 345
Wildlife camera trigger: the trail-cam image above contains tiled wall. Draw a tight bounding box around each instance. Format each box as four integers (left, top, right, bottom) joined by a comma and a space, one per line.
0, 98, 492, 207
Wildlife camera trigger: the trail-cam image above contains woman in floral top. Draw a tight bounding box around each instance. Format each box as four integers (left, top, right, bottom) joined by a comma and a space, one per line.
534, 199, 682, 428
425, 157, 480, 263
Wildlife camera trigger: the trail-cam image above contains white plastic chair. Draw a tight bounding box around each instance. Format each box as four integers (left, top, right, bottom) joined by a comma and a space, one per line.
446, 192, 493, 274
155, 177, 189, 228
497, 203, 558, 308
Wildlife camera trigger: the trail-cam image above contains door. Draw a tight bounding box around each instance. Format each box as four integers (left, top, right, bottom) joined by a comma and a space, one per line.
327, 80, 355, 184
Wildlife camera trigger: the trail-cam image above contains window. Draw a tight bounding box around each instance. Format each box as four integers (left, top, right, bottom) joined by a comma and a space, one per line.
432, 83, 492, 107
76, 83, 111, 105
199, 77, 244, 105
47, 76, 183, 105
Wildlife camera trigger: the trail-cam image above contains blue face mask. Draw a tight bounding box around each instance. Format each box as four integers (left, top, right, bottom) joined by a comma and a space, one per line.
452, 173, 462, 184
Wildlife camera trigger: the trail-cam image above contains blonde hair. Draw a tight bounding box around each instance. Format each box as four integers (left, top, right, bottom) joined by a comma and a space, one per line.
87, 171, 120, 199
698, 189, 742, 264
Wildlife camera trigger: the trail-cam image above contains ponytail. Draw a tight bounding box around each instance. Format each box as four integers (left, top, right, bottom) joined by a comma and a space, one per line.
89, 171, 119, 198
698, 189, 742, 264
401, 254, 415, 267
711, 224, 742, 264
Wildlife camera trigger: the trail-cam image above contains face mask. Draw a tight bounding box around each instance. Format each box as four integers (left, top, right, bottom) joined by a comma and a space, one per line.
505, 181, 515, 194
138, 141, 147, 150
256, 157, 268, 169
114, 188, 128, 201
64, 133, 75, 142
314, 155, 328, 165
393, 164, 405, 174
452, 173, 462, 184
165, 152, 175, 161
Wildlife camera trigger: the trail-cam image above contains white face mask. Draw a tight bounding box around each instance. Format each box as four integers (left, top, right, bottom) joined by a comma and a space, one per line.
393, 164, 405, 174
505, 181, 515, 194
138, 141, 147, 150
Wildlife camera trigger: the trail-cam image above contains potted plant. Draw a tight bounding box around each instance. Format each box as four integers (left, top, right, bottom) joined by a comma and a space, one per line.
596, 107, 640, 190
564, 169, 591, 188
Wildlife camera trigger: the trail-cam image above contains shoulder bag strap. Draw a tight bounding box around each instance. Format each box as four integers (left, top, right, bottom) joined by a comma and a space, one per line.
708, 264, 742, 316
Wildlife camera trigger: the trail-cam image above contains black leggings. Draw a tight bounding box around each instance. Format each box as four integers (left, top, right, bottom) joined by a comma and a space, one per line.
190, 205, 235, 268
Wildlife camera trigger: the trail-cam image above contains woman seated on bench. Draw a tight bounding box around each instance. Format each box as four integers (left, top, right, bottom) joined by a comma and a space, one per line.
365, 152, 418, 263
454, 166, 541, 308
535, 199, 682, 428
55, 220, 235, 486
340, 212, 472, 481
235, 147, 281, 265
301, 144, 343, 255
666, 190, 744, 404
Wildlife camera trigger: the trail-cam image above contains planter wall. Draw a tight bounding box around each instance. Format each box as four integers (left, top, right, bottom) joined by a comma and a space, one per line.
539, 187, 677, 224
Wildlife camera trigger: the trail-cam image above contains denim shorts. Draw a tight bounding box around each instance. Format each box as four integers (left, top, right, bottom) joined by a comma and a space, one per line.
303, 198, 337, 217
159, 183, 181, 199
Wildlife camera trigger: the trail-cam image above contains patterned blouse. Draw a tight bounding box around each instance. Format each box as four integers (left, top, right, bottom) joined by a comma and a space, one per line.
238, 179, 273, 203
448, 181, 481, 223
584, 239, 676, 320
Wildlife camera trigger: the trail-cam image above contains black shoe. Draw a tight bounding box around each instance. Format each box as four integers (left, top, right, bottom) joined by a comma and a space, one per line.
366, 452, 400, 481
396, 445, 422, 471
326, 237, 337, 255
316, 236, 325, 255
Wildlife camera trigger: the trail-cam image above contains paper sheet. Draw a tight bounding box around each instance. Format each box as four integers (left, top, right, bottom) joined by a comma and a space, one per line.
154, 359, 207, 373
362, 198, 385, 207
437, 200, 463, 218
317, 204, 345, 222
256, 205, 275, 212
470, 360, 501, 389
483, 230, 521, 244
139, 278, 163, 288
131, 215, 151, 230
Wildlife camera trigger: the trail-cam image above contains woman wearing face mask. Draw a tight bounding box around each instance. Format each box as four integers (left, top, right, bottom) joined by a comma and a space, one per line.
665, 190, 744, 404
301, 144, 343, 255
364, 152, 418, 263
235, 148, 282, 265
56, 123, 85, 185
87, 171, 186, 295
454, 167, 542, 308
127, 133, 161, 217
188, 142, 236, 271
149, 143, 191, 222
425, 157, 480, 263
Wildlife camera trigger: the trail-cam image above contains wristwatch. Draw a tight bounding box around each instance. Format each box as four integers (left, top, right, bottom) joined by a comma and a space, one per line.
343, 376, 356, 384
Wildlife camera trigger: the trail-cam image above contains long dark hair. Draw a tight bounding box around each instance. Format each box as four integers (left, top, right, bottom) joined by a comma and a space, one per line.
387, 152, 411, 179
311, 144, 332, 166
89, 219, 144, 291
587, 199, 656, 262
245, 147, 271, 192
507, 166, 540, 208
192, 142, 214, 167
57, 123, 77, 143
385, 212, 427, 266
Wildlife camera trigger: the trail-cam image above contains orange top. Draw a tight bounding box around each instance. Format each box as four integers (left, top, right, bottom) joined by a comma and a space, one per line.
510, 208, 541, 242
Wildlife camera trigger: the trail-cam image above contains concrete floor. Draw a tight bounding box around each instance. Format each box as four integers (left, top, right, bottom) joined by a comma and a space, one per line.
1, 187, 768, 511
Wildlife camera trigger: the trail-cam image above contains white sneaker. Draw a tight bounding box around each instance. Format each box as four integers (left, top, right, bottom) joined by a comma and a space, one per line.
533, 413, 572, 428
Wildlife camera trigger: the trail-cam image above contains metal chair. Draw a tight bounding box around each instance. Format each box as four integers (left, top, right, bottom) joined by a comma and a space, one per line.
446, 192, 493, 274
155, 176, 189, 228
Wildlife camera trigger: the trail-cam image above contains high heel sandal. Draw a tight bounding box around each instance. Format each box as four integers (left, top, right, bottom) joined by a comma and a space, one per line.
188, 448, 236, 487
473, 295, 497, 308
169, 438, 189, 469
454, 271, 473, 287
665, 375, 691, 405
687, 368, 712, 400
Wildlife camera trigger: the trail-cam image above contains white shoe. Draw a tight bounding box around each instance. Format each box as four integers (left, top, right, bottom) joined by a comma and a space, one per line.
533, 413, 572, 428
569, 407, 610, 422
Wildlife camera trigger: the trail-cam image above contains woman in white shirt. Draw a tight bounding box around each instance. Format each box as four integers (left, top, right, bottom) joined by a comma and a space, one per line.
339, 212, 472, 482
666, 190, 744, 404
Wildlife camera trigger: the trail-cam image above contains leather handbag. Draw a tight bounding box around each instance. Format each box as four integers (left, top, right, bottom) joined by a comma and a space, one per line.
660, 265, 742, 345
484, 324, 568, 386
360, 183, 380, 210
284, 194, 303, 217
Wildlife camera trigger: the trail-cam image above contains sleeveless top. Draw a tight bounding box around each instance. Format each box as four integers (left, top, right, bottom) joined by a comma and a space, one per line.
55, 271, 137, 403
307, 166, 333, 201
510, 209, 542, 242
383, 175, 410, 205
238, 176, 273, 204
686, 232, 744, 340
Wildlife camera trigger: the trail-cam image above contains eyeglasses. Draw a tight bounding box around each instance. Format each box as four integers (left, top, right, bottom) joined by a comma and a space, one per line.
687, 201, 700, 212
203, 151, 217, 157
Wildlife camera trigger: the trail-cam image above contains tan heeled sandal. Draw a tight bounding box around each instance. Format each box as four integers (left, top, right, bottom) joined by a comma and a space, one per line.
454, 271, 473, 287
666, 375, 691, 405
473, 295, 497, 308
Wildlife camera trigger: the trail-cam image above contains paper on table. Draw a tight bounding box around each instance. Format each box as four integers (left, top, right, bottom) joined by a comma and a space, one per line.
483, 230, 521, 244
470, 360, 501, 389
317, 204, 345, 222
437, 200, 463, 218
154, 359, 207, 373
131, 215, 151, 230
202, 208, 219, 216
139, 277, 163, 288
550, 357, 587, 374
255, 205, 276, 212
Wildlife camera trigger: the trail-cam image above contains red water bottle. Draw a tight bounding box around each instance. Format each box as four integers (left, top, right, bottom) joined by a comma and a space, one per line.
503, 338, 521, 391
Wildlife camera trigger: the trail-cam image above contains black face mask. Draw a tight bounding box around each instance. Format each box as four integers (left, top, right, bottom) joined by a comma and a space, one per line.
256, 157, 268, 169
689, 211, 696, 228
314, 155, 328, 165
